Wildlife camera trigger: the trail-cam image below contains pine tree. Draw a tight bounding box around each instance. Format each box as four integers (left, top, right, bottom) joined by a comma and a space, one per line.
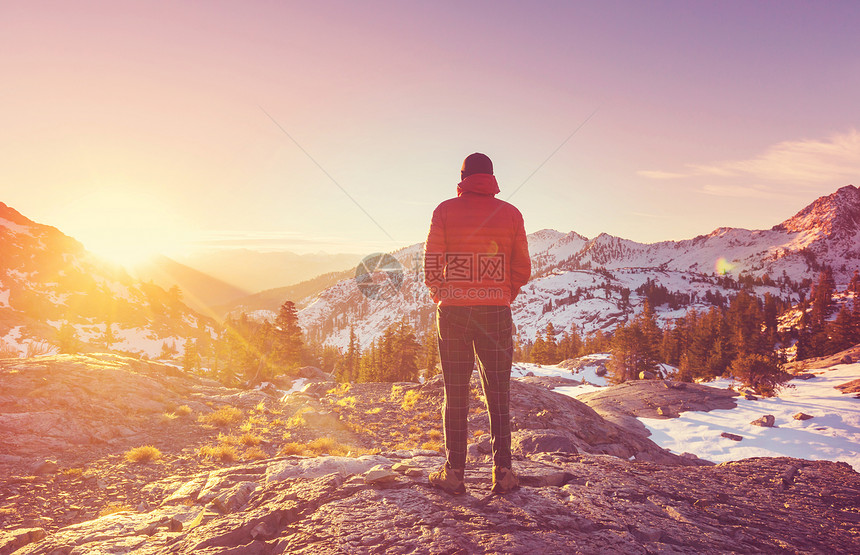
182, 338, 201, 373
851, 270, 860, 344
531, 331, 548, 365
422, 328, 439, 380
391, 321, 421, 382
273, 301, 304, 372
543, 323, 559, 364
337, 327, 359, 383
102, 321, 115, 350
827, 307, 855, 354
57, 322, 79, 354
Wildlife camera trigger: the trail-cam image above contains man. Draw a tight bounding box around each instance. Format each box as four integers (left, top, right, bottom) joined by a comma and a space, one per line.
423, 152, 531, 495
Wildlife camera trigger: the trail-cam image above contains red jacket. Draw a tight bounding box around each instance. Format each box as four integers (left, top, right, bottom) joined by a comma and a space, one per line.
423, 174, 531, 306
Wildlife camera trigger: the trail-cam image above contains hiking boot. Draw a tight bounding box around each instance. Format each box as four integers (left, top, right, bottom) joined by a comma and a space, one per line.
492, 466, 519, 494
429, 464, 465, 495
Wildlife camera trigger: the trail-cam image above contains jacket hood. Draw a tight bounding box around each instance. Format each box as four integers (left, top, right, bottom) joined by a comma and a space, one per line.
457, 173, 500, 197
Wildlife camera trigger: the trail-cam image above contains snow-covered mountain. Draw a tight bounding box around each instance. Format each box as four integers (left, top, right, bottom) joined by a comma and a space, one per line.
560, 185, 860, 284
297, 185, 860, 348
0, 202, 210, 358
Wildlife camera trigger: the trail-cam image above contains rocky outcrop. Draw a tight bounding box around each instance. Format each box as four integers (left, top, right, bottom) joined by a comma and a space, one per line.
420, 375, 694, 465
4, 354, 860, 553
576, 380, 738, 438
782, 344, 860, 374
4, 452, 859, 555
0, 353, 268, 465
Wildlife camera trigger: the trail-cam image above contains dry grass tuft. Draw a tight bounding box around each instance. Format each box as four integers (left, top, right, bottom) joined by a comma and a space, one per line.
401, 390, 421, 411
336, 396, 357, 409
428, 429, 442, 441
99, 503, 132, 517
160, 412, 178, 423
175, 405, 193, 416
278, 437, 373, 458
198, 406, 243, 427
240, 433, 263, 446
125, 445, 162, 463
243, 446, 267, 461
286, 407, 313, 428
198, 443, 239, 462
421, 440, 443, 452
365, 407, 382, 415
328, 383, 352, 395
279, 442, 306, 456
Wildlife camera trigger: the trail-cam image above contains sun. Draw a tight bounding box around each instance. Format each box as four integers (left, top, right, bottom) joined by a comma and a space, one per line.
84, 229, 169, 268
58, 189, 190, 268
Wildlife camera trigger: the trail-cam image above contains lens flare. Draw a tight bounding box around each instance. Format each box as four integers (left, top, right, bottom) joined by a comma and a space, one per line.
715, 257, 734, 275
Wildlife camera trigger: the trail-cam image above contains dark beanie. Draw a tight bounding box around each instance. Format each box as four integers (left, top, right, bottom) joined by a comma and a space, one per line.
461, 152, 493, 179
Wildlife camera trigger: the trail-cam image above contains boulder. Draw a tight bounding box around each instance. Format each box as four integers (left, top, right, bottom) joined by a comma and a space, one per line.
513, 430, 579, 456
301, 381, 335, 398
793, 412, 814, 421
265, 455, 391, 483
363, 465, 399, 484
721, 432, 743, 441
297, 366, 334, 381
751, 415, 776, 428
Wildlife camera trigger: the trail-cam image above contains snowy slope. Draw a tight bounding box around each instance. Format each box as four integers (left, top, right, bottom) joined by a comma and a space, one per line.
640, 364, 860, 471
513, 357, 860, 471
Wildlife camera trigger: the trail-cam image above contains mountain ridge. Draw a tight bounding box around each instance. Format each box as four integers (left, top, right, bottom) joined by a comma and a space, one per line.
292, 185, 860, 348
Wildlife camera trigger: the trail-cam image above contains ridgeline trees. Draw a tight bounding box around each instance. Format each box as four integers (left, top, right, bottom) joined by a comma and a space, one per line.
607, 302, 660, 384
356, 320, 422, 383
795, 270, 860, 359
185, 267, 859, 394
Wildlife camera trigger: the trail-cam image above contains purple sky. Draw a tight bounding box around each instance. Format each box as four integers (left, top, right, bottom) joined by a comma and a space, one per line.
2, 1, 859, 262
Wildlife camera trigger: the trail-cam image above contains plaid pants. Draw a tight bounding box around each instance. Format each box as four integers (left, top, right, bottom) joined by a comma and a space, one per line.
436, 305, 513, 469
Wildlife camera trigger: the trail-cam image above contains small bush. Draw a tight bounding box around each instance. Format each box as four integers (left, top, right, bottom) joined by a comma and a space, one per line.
255, 401, 267, 412
125, 445, 162, 463
198, 406, 243, 427
427, 429, 442, 441
175, 405, 193, 416
730, 353, 791, 397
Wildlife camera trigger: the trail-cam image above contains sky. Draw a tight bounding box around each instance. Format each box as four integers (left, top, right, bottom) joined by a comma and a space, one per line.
2, 0, 860, 264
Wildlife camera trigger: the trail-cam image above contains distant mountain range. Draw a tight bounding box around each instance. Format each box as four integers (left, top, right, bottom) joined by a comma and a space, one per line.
0, 202, 210, 357
1, 185, 858, 356
290, 185, 860, 348
172, 249, 362, 294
